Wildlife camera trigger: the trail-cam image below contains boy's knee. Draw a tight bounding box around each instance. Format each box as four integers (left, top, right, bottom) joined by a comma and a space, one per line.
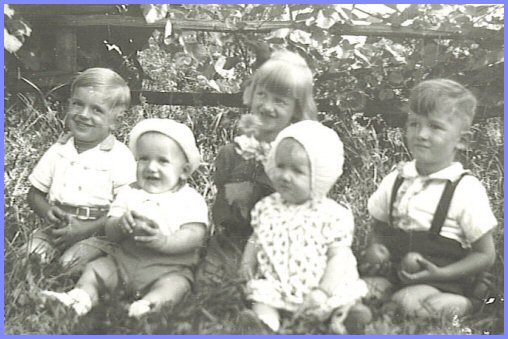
25, 232, 57, 263
59, 243, 104, 268
391, 285, 441, 318
423, 293, 472, 318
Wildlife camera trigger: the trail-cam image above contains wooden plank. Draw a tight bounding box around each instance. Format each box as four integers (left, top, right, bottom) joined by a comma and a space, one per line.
131, 90, 244, 107
54, 29, 78, 72
48, 14, 490, 40
5, 74, 501, 123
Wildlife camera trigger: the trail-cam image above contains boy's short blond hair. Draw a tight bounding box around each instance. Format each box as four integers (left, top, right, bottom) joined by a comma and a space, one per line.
243, 50, 317, 122
409, 78, 477, 129
71, 68, 131, 114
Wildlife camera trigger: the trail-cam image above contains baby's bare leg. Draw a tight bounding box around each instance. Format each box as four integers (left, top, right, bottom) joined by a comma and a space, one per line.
129, 273, 191, 318
75, 256, 119, 305
252, 302, 280, 332
40, 256, 118, 316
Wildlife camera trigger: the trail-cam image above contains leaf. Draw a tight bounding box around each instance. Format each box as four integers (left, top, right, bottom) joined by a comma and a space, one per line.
379, 88, 395, 101
388, 71, 404, 84
315, 9, 340, 29
4, 29, 22, 53
267, 28, 290, 40
4, 4, 15, 18
141, 4, 168, 24
289, 29, 312, 45
295, 11, 314, 22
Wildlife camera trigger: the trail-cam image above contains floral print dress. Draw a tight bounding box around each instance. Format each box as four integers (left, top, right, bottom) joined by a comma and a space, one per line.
246, 193, 368, 316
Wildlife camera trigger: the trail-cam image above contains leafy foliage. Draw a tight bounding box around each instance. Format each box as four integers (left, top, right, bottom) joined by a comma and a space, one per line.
5, 4, 504, 122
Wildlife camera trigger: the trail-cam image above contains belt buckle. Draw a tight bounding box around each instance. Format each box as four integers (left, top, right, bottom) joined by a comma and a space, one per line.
75, 206, 91, 220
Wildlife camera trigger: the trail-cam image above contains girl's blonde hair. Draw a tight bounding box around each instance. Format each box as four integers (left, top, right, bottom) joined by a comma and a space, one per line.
71, 68, 131, 114
243, 50, 317, 122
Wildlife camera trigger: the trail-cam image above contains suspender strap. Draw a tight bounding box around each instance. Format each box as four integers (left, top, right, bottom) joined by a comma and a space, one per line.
389, 173, 469, 236
389, 176, 404, 225
429, 173, 468, 237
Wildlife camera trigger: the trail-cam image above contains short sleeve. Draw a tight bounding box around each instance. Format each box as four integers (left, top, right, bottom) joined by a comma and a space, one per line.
455, 176, 497, 243
367, 170, 399, 223
110, 142, 136, 195
250, 198, 263, 233
108, 185, 131, 218
322, 202, 355, 248
179, 188, 209, 229
213, 144, 235, 187
28, 144, 58, 193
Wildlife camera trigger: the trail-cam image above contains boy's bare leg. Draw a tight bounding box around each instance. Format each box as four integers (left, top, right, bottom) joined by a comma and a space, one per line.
128, 273, 191, 318
59, 242, 105, 270
421, 292, 473, 318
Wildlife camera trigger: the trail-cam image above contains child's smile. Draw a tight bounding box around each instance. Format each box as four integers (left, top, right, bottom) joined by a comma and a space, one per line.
136, 132, 188, 194
251, 85, 296, 141
67, 87, 116, 148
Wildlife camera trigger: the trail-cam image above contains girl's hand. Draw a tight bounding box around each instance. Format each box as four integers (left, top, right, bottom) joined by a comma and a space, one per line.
46, 206, 69, 227
49, 217, 86, 251
397, 257, 444, 284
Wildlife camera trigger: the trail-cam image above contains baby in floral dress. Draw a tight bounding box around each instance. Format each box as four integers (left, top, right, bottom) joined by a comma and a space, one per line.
240, 121, 369, 333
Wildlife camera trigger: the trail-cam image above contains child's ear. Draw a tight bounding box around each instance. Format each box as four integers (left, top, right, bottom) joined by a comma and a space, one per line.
180, 163, 192, 179
456, 130, 473, 150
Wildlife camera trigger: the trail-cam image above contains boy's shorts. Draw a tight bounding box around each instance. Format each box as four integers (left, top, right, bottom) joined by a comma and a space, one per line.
26, 229, 118, 263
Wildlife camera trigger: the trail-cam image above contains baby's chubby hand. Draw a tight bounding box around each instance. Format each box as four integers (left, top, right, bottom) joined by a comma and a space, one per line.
119, 210, 154, 237
296, 288, 329, 321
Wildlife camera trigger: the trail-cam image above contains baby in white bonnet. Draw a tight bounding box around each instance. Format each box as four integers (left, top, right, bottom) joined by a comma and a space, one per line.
240, 120, 370, 333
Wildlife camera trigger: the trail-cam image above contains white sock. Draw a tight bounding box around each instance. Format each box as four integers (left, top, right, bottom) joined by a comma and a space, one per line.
128, 300, 152, 318
41, 288, 92, 316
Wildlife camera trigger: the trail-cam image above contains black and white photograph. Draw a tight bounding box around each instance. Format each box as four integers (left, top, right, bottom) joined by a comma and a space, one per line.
3, 3, 504, 334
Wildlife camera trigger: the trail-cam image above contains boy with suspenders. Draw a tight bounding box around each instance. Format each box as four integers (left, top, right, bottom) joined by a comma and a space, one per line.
360, 79, 497, 319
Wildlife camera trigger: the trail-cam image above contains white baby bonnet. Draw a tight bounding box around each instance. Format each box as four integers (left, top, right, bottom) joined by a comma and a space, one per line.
266, 120, 344, 199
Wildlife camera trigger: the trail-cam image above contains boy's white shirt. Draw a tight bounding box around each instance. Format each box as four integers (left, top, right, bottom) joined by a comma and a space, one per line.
368, 160, 497, 248
28, 134, 136, 207
108, 184, 209, 235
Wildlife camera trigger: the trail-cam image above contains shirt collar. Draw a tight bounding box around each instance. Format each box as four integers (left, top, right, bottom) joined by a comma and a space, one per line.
57, 133, 116, 151
398, 160, 468, 181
